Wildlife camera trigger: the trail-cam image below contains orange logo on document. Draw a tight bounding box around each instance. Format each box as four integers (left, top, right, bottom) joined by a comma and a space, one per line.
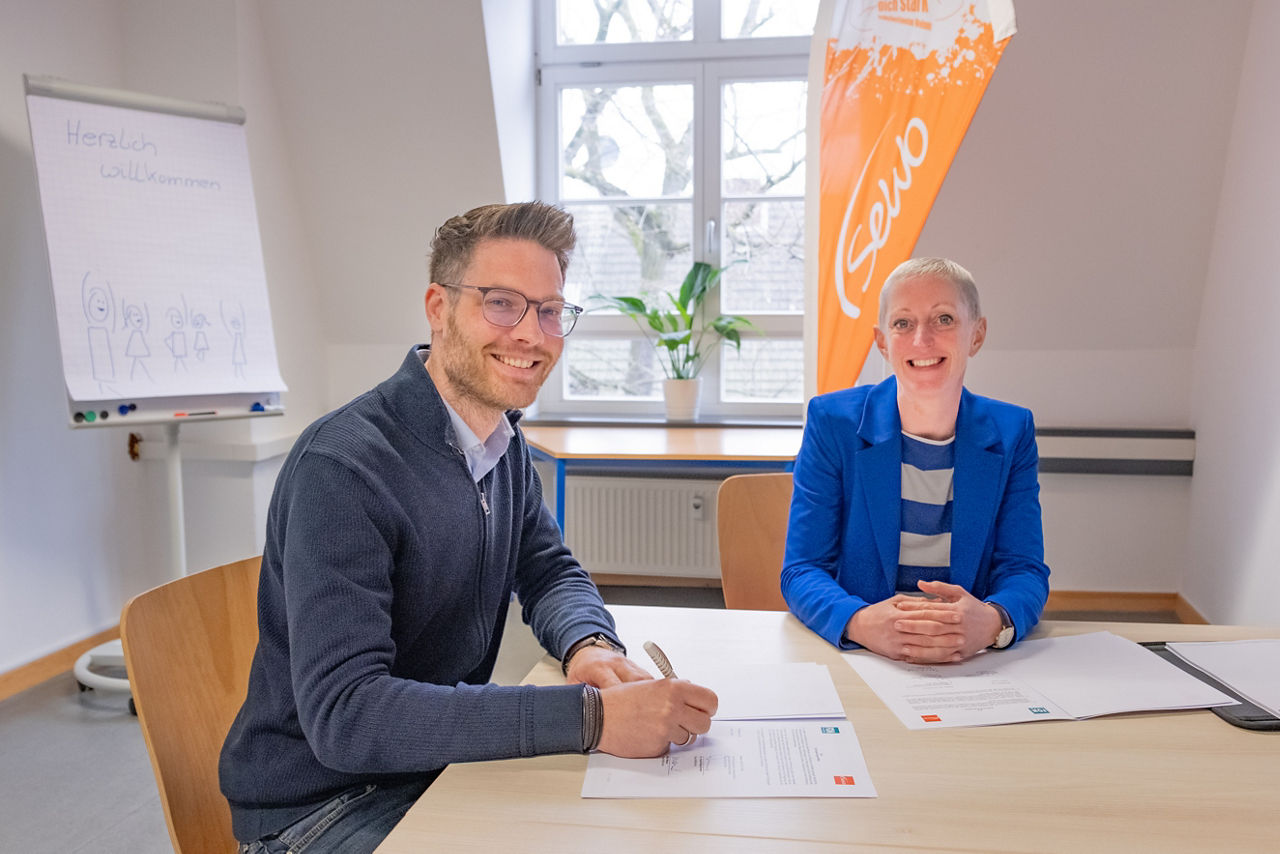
817, 1, 1015, 392
920, 714, 942, 722
834, 775, 857, 785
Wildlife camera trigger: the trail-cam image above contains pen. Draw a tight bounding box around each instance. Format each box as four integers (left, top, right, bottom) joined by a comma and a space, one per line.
645, 641, 697, 748
643, 640, 677, 679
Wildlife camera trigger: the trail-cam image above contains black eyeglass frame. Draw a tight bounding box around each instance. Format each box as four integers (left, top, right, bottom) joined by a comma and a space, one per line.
437, 282, 583, 338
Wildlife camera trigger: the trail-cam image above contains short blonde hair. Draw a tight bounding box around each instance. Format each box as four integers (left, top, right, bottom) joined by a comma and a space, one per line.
879, 258, 982, 324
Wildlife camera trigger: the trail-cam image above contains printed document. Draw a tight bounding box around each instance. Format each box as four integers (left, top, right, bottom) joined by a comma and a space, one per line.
582, 662, 875, 798
582, 719, 876, 798
1167, 639, 1280, 718
845, 631, 1234, 729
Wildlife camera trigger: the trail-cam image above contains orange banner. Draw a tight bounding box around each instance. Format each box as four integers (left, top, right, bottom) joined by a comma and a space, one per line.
817, 0, 1015, 393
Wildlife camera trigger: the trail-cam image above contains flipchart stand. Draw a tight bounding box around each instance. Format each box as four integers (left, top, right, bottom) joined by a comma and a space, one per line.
22, 74, 287, 711
75, 423, 188, 709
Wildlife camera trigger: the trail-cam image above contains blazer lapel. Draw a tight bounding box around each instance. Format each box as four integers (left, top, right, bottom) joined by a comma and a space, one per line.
950, 390, 1003, 593
856, 379, 902, 593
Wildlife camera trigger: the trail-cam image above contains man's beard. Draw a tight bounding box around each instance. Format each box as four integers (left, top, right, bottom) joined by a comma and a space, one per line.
437, 312, 555, 413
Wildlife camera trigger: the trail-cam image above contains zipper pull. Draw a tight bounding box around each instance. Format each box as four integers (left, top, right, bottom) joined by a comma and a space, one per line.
479, 490, 490, 515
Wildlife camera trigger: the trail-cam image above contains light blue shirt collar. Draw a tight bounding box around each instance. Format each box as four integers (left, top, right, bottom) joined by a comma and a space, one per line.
439, 396, 515, 483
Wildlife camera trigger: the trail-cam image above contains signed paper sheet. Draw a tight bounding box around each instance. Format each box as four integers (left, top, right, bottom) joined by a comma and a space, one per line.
582, 662, 874, 798
583, 719, 876, 799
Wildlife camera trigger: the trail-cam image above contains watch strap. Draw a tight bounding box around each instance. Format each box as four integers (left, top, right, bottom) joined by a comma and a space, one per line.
986, 601, 1015, 649
561, 633, 625, 676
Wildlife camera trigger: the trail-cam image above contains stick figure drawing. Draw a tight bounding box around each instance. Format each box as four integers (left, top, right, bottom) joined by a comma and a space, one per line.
221, 300, 247, 379
190, 311, 210, 362
122, 299, 153, 382
81, 272, 118, 395
165, 304, 188, 373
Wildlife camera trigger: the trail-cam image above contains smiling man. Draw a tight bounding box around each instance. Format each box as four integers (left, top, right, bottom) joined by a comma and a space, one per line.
781, 257, 1050, 666
220, 203, 717, 854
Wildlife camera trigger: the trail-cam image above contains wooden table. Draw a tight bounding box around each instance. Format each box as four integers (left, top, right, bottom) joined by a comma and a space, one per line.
376, 607, 1279, 853
521, 425, 802, 530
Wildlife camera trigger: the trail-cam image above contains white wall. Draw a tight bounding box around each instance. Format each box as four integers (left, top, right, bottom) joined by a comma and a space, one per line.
255, 0, 508, 407
916, 0, 1250, 428
0, 0, 156, 673
1185, 0, 1280, 625
0, 0, 328, 673
1040, 473, 1190, 594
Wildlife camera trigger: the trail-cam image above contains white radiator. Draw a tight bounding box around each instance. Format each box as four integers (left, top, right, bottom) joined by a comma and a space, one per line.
553, 475, 723, 579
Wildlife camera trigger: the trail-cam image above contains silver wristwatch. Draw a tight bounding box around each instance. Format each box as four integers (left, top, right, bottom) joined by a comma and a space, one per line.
561, 633, 625, 675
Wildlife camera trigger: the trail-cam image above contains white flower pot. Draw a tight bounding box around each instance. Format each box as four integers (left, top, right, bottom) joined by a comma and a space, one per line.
663, 377, 702, 421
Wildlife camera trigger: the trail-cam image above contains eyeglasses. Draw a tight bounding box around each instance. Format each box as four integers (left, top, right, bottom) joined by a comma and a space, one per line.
438, 283, 583, 338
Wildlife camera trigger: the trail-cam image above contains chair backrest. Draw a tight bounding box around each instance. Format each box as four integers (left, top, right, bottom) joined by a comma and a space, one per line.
716, 473, 793, 610
121, 556, 261, 854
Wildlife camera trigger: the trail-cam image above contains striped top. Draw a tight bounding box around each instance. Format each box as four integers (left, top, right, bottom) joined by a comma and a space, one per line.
897, 431, 955, 592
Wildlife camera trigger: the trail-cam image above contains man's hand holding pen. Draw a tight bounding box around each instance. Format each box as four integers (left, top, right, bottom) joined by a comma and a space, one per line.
596, 677, 717, 757
566, 639, 718, 758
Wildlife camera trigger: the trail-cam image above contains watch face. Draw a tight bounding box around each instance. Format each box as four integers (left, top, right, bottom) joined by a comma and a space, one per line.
591, 636, 623, 655
995, 625, 1015, 649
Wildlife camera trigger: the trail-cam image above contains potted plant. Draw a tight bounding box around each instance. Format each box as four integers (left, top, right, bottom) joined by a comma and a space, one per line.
593, 261, 753, 420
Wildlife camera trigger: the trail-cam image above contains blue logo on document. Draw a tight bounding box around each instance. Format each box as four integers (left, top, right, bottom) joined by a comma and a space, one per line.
1029, 707, 1050, 715
820, 726, 840, 734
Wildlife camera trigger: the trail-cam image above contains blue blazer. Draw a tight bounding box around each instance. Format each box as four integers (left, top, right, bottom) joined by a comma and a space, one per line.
781, 376, 1050, 648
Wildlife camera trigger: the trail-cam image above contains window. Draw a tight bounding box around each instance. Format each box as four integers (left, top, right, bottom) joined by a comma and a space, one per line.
536, 0, 817, 419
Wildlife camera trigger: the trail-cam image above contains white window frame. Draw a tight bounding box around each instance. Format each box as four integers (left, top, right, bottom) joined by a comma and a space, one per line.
537, 1, 812, 64
534, 0, 810, 420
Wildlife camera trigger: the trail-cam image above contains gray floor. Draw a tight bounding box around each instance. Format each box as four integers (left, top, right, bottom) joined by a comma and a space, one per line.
0, 669, 171, 852
0, 587, 1173, 853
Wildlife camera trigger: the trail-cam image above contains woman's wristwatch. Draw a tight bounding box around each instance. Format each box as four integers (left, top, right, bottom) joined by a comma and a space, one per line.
986, 601, 1015, 649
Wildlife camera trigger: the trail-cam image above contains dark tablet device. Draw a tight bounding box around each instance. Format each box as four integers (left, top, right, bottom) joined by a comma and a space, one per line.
1141, 641, 1280, 731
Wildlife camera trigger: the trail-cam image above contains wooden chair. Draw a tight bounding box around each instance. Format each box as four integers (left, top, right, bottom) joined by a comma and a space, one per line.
716, 473, 793, 610
120, 556, 261, 854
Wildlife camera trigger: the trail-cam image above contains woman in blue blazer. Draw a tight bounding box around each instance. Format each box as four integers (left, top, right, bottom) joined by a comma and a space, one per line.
781, 258, 1049, 662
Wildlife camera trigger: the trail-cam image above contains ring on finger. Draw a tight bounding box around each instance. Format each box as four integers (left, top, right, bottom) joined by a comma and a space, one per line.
677, 731, 695, 747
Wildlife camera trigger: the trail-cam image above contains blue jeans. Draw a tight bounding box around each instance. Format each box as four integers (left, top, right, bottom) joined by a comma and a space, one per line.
237, 779, 429, 854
